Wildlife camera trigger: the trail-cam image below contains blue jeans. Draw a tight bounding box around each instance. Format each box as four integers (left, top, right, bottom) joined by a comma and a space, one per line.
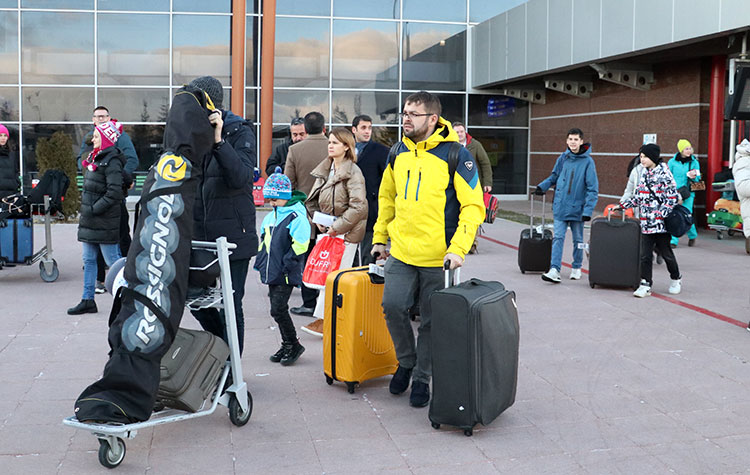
82, 242, 121, 300
670, 194, 698, 245
550, 219, 584, 271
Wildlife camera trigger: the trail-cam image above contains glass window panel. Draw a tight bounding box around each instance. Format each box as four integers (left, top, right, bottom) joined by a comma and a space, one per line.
273, 89, 328, 124
172, 0, 231, 13
245, 16, 259, 88
98, 14, 169, 85
0, 12, 18, 84
0, 87, 19, 121
275, 18, 329, 88
173, 15, 231, 86
470, 0, 528, 23
276, 0, 329, 16
332, 91, 398, 125
403, 0, 465, 22
97, 88, 170, 122
333, 0, 400, 19
402, 23, 465, 91
21, 124, 91, 185
0, 1, 18, 6
372, 126, 399, 147
124, 124, 166, 171
21, 12, 94, 84
332, 20, 398, 89
21, 1, 93, 8
468, 95, 529, 127
244, 88, 257, 122
22, 87, 92, 121
468, 128, 528, 194
99, 0, 169, 12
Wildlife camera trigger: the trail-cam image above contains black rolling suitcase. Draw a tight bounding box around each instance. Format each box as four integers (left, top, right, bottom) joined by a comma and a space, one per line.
429, 267, 519, 436
518, 194, 552, 273
157, 328, 230, 412
588, 209, 641, 289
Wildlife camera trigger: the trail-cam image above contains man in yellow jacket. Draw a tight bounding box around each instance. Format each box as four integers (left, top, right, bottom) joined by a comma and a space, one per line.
371, 91, 485, 408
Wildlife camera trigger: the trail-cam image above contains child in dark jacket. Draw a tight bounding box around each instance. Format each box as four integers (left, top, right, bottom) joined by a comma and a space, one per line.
254, 170, 310, 365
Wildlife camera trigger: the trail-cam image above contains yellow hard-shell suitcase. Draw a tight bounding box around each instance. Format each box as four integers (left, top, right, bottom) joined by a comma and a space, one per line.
323, 266, 398, 393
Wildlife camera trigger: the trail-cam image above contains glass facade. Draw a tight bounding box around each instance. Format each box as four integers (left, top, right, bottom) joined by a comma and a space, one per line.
2, 1, 529, 196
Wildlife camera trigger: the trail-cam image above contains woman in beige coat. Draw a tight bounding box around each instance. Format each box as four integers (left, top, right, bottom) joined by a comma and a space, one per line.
301, 127, 368, 336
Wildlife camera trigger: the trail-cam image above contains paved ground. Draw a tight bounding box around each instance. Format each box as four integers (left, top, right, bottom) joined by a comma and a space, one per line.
1, 205, 749, 474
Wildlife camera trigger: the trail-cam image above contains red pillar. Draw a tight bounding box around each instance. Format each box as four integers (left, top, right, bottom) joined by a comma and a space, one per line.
707, 55, 726, 213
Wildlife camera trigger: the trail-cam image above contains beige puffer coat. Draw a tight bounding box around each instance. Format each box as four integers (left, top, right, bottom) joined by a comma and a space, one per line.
306, 157, 368, 243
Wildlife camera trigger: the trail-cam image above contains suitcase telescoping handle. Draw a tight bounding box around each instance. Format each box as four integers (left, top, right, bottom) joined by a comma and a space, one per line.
443, 261, 461, 288
529, 193, 546, 233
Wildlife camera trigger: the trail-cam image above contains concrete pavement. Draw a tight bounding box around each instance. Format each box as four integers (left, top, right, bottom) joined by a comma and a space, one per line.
1, 208, 749, 474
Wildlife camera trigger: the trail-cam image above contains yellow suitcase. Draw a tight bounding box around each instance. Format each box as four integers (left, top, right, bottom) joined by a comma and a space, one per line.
323, 266, 398, 393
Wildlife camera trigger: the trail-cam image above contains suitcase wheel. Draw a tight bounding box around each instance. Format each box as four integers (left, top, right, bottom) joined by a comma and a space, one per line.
520, 270, 525, 274
431, 422, 440, 430
229, 390, 253, 427
325, 375, 333, 385
346, 382, 356, 394
98, 437, 126, 468
464, 429, 473, 437
589, 282, 595, 289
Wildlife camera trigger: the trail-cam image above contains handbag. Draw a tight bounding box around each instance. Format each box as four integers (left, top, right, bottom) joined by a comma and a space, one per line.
302, 235, 347, 288
483, 192, 498, 224
676, 185, 691, 200
689, 180, 706, 191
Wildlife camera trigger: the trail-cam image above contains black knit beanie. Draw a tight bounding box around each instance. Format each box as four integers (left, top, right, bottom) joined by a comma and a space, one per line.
189, 76, 223, 109
640, 143, 661, 164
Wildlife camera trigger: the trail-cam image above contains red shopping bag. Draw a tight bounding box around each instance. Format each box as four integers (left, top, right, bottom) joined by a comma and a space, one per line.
302, 235, 347, 287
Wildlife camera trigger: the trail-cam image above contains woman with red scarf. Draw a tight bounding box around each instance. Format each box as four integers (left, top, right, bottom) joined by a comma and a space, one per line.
68, 121, 127, 315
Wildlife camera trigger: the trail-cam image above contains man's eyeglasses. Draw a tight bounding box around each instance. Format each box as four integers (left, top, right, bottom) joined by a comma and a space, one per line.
399, 112, 433, 120
93, 114, 109, 119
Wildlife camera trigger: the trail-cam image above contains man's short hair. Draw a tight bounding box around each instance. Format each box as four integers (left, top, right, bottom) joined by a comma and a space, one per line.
304, 111, 325, 135
93, 106, 109, 114
452, 121, 465, 129
352, 115, 372, 129
290, 117, 304, 127
404, 91, 441, 117
567, 128, 584, 138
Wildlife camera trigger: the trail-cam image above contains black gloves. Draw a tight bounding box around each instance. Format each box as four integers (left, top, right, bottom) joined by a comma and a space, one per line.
534, 186, 545, 196
582, 215, 591, 222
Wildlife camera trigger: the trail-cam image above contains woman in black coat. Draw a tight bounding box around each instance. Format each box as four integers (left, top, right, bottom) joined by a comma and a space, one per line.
0, 123, 19, 200
68, 121, 126, 315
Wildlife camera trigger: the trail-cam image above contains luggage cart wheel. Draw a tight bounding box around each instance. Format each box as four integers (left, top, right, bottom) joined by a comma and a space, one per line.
431, 422, 440, 430
98, 437, 126, 468
229, 390, 253, 427
717, 231, 724, 240
728, 229, 736, 237
463, 429, 473, 437
346, 382, 356, 394
325, 375, 333, 385
39, 260, 59, 282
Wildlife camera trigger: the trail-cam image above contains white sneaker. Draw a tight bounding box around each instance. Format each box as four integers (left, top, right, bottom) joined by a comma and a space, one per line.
570, 268, 582, 280
668, 279, 682, 295
541, 268, 561, 283
633, 281, 651, 298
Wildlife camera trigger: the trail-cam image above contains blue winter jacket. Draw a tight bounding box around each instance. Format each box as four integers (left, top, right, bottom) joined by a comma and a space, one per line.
538, 144, 599, 221
253, 191, 311, 286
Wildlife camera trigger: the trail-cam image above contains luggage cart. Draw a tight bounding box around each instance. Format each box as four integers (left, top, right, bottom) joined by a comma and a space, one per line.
707, 181, 743, 240
62, 236, 252, 469
0, 195, 59, 281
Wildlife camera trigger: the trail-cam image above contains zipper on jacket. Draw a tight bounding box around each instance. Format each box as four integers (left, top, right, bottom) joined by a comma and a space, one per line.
415, 170, 422, 201
568, 170, 574, 195
404, 170, 410, 199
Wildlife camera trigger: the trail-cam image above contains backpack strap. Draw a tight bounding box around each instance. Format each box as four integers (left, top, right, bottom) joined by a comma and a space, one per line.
387, 141, 402, 169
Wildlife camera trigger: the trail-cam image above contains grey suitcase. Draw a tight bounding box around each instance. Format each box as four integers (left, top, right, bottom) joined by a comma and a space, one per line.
157, 328, 229, 412
429, 268, 519, 436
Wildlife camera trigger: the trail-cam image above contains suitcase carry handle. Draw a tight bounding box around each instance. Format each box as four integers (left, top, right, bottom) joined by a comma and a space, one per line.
529, 194, 546, 232
443, 261, 461, 288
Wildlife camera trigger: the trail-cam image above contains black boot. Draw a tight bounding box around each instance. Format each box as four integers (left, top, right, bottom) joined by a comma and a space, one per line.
280, 340, 305, 366
67, 299, 97, 315
269, 344, 287, 363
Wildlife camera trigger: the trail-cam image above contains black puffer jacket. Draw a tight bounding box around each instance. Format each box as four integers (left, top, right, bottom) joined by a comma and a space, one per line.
0, 144, 19, 199
77, 147, 125, 244
193, 110, 259, 261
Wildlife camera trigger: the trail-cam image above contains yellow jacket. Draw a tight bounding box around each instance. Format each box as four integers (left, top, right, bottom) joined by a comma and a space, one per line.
373, 118, 485, 267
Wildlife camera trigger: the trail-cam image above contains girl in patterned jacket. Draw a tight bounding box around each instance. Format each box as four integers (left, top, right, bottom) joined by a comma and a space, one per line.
618, 143, 682, 298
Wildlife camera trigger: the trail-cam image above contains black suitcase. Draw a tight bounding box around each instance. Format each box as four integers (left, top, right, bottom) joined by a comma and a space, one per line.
518, 195, 552, 273
157, 328, 230, 412
588, 211, 641, 289
429, 269, 519, 436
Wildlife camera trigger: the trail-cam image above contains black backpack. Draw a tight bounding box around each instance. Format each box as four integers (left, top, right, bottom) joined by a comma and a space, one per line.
28, 169, 69, 214
387, 141, 463, 184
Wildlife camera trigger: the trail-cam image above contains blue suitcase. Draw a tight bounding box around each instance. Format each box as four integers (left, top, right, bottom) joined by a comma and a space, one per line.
0, 218, 34, 264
